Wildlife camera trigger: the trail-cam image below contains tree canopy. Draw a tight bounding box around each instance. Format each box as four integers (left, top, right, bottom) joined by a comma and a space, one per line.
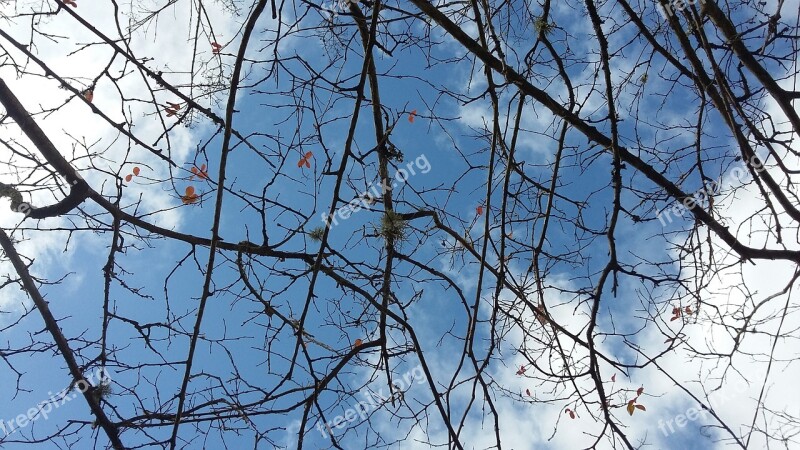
1, 0, 799, 448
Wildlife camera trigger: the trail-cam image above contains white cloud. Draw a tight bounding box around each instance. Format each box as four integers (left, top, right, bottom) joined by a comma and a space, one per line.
0, 1, 241, 311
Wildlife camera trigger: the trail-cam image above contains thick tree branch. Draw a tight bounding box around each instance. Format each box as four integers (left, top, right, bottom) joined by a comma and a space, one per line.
0, 228, 126, 450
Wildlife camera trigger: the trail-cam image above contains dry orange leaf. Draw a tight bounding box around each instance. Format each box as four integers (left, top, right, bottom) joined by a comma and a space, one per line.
64, 0, 77, 6
211, 42, 223, 54
353, 339, 363, 347
125, 174, 133, 182
476, 205, 483, 216
190, 164, 208, 180
133, 167, 141, 176
181, 186, 199, 204
408, 109, 417, 123
298, 152, 313, 169
165, 102, 181, 118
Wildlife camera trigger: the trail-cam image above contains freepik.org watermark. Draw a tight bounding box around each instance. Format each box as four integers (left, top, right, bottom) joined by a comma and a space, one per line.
321, 0, 358, 20
315, 364, 425, 438
321, 154, 431, 228
0, 368, 112, 437
657, 369, 768, 437
656, 154, 766, 226
656, 0, 704, 19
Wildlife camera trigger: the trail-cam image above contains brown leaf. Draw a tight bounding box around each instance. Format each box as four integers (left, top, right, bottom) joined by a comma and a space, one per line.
181, 186, 199, 204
